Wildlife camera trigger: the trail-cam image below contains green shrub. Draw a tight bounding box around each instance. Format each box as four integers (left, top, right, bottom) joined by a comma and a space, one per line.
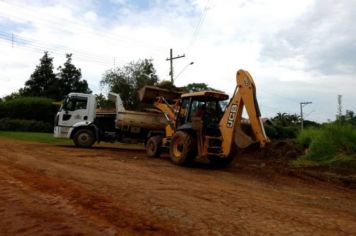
0, 97, 56, 123
297, 128, 320, 148
264, 124, 278, 139
296, 124, 356, 167
0, 118, 52, 133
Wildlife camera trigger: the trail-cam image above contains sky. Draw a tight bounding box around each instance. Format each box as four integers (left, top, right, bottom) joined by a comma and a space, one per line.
0, 0, 355, 122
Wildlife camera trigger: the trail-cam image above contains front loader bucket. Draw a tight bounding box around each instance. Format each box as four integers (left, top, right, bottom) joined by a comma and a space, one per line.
138, 86, 182, 103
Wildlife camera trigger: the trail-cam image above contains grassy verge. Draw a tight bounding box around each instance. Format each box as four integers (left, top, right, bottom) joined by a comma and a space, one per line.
0, 131, 71, 145
294, 124, 356, 172
0, 131, 144, 149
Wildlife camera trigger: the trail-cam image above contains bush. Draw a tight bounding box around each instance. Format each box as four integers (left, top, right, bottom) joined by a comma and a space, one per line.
296, 124, 356, 167
297, 128, 320, 148
264, 124, 299, 139
0, 118, 52, 133
264, 124, 278, 139
0, 97, 56, 123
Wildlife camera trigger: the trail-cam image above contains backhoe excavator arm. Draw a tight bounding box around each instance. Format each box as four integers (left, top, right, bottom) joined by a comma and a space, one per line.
153, 97, 178, 137
219, 69, 269, 157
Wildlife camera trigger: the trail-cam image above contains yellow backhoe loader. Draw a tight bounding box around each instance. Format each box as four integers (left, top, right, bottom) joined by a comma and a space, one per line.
140, 69, 270, 166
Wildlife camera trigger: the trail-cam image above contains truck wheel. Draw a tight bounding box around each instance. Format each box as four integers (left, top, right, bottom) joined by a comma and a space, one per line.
170, 131, 196, 166
146, 136, 162, 157
73, 129, 95, 148
208, 155, 235, 168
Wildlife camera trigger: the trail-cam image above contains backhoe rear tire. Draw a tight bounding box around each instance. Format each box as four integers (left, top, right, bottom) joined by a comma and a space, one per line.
146, 135, 162, 157
169, 131, 196, 166
73, 129, 95, 148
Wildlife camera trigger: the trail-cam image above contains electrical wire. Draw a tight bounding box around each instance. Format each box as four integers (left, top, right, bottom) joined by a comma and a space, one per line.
0, 1, 168, 52
0, 34, 111, 66
186, 0, 211, 53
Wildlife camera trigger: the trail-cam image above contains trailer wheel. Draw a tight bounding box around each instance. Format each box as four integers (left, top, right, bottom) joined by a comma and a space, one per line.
73, 129, 95, 148
146, 136, 162, 157
170, 131, 196, 166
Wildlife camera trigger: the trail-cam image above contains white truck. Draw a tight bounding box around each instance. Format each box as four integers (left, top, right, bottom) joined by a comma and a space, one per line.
54, 92, 168, 148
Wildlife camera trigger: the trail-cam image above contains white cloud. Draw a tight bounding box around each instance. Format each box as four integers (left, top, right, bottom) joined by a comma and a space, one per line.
261, 0, 356, 75
0, 0, 355, 122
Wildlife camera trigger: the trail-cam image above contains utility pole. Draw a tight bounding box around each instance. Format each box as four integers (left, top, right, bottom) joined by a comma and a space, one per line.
300, 102, 312, 130
166, 48, 185, 84
337, 94, 342, 120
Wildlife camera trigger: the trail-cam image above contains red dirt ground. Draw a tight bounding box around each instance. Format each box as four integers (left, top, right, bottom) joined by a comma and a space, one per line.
0, 138, 355, 235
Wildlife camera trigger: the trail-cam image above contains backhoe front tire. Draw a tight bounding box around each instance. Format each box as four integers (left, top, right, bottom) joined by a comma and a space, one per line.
146, 135, 162, 157
73, 129, 95, 148
169, 131, 196, 166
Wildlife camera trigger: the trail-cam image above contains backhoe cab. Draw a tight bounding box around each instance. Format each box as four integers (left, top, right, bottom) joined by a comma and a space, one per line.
143, 69, 269, 166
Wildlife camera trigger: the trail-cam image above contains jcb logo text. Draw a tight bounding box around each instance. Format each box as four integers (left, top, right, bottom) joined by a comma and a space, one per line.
227, 104, 238, 128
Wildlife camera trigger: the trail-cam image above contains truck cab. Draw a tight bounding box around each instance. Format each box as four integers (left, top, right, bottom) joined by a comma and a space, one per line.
54, 93, 96, 140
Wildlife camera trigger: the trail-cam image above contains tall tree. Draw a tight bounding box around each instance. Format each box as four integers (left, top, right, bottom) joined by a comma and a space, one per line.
101, 59, 158, 110
56, 53, 91, 100
22, 51, 57, 98
20, 52, 91, 101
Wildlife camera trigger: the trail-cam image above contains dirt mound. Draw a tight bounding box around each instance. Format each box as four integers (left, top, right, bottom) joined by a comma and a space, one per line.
266, 139, 304, 160
233, 140, 356, 189
235, 139, 303, 164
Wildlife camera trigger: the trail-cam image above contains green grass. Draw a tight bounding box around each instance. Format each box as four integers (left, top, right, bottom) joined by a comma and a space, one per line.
294, 124, 356, 170
0, 131, 72, 145
0, 131, 144, 149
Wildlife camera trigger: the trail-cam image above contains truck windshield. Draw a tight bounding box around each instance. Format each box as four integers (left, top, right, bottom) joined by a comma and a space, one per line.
64, 96, 88, 111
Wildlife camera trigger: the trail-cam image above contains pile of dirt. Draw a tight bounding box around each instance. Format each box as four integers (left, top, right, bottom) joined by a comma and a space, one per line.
235, 139, 303, 164
265, 140, 304, 160
233, 140, 356, 188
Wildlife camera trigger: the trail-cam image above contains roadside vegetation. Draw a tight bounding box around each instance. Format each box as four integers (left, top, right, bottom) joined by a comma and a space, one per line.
264, 110, 356, 175
295, 123, 356, 171
0, 131, 71, 145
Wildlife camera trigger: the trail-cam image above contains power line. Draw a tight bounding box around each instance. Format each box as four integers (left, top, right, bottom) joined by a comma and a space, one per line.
0, 34, 111, 66
0, 31, 114, 63
186, 0, 211, 52
0, 1, 168, 53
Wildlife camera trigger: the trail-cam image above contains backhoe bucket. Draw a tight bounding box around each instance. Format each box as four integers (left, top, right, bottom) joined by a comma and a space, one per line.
138, 86, 182, 103
234, 125, 255, 149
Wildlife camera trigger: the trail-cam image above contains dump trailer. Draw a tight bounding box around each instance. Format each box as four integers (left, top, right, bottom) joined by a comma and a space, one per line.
54, 92, 167, 148
140, 69, 270, 166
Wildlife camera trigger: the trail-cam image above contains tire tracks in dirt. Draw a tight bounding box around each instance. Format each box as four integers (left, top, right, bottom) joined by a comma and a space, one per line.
0, 163, 176, 235
0, 138, 356, 235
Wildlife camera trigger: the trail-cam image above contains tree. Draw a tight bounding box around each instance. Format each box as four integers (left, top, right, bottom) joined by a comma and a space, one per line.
272, 112, 301, 127
157, 80, 176, 90
345, 110, 356, 125
21, 51, 57, 98
337, 109, 356, 126
19, 52, 91, 101
100, 59, 158, 110
2, 92, 21, 101
56, 53, 91, 100
184, 83, 213, 92
95, 93, 114, 109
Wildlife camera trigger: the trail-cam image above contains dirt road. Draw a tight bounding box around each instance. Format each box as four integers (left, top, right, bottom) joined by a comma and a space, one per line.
0, 138, 355, 235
